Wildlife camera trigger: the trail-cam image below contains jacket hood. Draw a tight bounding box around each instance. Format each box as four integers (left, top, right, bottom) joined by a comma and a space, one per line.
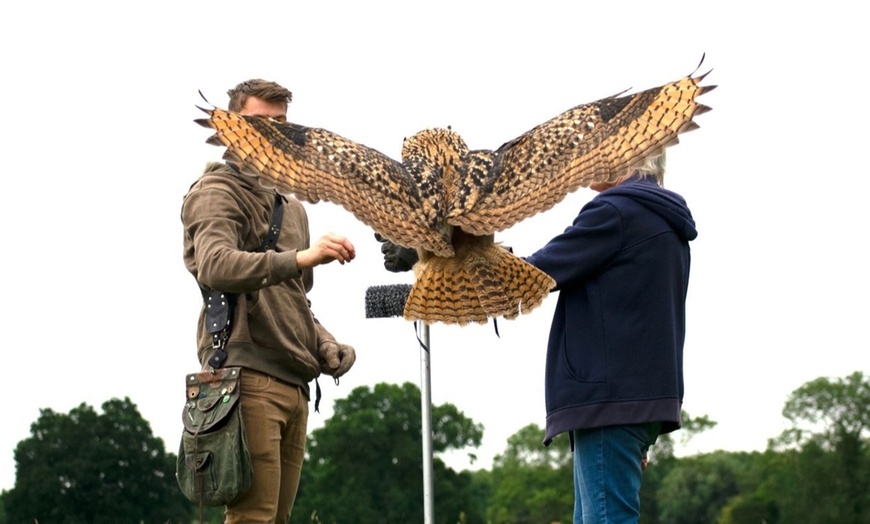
604, 176, 697, 241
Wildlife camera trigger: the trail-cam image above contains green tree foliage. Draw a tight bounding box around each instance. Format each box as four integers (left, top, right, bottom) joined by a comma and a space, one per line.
640, 410, 717, 523
648, 410, 717, 463
293, 382, 484, 524
1, 397, 190, 524
773, 371, 870, 452
717, 491, 780, 524
752, 447, 836, 524
4, 373, 863, 524
764, 371, 870, 524
656, 451, 744, 524
487, 424, 573, 524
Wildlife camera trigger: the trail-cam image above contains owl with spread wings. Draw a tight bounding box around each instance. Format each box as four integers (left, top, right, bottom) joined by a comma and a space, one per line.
196, 59, 715, 325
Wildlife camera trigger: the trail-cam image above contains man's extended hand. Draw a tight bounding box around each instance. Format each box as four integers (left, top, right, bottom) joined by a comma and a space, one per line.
297, 232, 356, 269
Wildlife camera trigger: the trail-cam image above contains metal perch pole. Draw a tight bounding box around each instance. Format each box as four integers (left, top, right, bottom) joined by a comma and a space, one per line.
365, 284, 435, 523
417, 321, 435, 524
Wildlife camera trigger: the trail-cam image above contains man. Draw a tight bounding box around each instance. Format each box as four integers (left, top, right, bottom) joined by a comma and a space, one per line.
525, 153, 696, 523
181, 78, 357, 523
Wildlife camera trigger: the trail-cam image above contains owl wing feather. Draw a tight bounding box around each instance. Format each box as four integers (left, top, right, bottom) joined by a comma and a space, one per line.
448, 67, 716, 235
196, 60, 714, 254
195, 107, 454, 256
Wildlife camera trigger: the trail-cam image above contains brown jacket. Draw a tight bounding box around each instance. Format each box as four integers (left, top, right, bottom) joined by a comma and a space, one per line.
182, 162, 322, 397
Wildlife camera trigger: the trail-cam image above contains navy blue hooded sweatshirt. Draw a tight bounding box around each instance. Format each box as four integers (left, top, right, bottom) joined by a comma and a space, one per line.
525, 175, 697, 444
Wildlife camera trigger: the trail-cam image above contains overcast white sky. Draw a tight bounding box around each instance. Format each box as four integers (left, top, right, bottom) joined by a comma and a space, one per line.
1, 1, 867, 492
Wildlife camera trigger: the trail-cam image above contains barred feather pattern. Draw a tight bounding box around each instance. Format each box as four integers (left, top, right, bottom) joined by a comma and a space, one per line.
196, 59, 714, 324
404, 232, 555, 325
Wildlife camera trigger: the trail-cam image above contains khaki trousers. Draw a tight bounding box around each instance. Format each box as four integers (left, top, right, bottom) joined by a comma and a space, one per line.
225, 369, 309, 524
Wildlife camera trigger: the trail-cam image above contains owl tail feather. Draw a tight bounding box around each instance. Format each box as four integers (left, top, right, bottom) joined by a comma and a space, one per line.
403, 243, 555, 325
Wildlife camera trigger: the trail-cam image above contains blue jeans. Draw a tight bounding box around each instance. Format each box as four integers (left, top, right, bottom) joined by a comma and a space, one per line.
572, 423, 661, 524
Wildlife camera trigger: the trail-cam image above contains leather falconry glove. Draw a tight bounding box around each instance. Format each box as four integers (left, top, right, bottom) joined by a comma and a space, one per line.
314, 322, 356, 379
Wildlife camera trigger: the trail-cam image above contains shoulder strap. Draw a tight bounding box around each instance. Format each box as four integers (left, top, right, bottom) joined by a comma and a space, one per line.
258, 193, 284, 252
202, 191, 285, 368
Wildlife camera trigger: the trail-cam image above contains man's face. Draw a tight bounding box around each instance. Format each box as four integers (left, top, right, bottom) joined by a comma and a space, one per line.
240, 96, 287, 122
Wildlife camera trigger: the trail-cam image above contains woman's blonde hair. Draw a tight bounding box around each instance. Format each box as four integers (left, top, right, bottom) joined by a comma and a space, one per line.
633, 152, 666, 186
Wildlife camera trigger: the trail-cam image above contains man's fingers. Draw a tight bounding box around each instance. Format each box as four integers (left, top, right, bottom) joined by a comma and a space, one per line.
320, 342, 340, 369
319, 233, 356, 264
334, 345, 356, 378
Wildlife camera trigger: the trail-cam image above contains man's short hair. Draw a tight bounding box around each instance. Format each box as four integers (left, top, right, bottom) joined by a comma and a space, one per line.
227, 79, 293, 112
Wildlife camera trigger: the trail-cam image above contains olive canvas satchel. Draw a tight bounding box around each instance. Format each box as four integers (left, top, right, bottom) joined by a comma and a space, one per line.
177, 366, 252, 506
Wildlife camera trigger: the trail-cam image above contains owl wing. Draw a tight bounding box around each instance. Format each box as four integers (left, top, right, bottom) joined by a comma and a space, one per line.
448, 62, 716, 235
195, 107, 454, 256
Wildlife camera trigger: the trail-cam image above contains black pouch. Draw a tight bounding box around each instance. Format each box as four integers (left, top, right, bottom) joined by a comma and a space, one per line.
176, 367, 253, 506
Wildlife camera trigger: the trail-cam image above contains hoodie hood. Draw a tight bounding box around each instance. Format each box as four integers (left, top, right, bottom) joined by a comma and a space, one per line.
604, 176, 697, 241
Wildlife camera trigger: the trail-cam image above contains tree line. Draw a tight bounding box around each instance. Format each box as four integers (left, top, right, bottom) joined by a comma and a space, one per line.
1, 371, 867, 523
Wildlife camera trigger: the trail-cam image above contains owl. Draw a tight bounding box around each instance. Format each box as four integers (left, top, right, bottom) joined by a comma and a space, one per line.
196, 60, 715, 325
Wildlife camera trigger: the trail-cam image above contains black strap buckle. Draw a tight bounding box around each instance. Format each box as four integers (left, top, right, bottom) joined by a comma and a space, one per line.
208, 348, 228, 369
201, 289, 235, 369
